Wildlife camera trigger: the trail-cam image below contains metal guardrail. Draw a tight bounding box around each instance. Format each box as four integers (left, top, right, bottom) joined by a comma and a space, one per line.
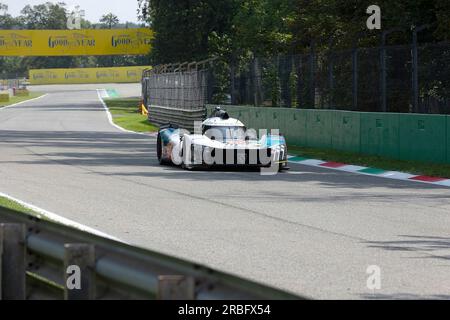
147, 105, 206, 132
0, 206, 303, 300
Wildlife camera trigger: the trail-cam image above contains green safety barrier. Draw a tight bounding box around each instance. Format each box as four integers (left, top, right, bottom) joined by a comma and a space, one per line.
207, 105, 450, 164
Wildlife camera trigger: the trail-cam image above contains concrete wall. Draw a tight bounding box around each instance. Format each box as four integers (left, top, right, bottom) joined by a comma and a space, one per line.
207, 105, 450, 164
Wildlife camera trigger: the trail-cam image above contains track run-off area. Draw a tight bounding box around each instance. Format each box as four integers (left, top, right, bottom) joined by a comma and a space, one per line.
0, 84, 449, 299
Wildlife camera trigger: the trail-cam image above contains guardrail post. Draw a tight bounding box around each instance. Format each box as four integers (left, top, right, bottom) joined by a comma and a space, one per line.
158, 275, 195, 300
64, 244, 95, 300
0, 223, 26, 300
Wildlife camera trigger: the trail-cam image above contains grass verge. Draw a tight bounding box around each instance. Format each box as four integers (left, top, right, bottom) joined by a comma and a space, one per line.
103, 97, 158, 133
0, 195, 36, 214
0, 92, 43, 108
289, 145, 450, 179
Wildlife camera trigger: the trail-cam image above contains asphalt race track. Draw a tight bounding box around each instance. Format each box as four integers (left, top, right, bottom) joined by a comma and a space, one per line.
1, 84, 449, 299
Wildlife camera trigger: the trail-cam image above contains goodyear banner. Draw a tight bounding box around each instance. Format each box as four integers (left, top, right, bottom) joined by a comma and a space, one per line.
0, 29, 153, 56
29, 66, 151, 85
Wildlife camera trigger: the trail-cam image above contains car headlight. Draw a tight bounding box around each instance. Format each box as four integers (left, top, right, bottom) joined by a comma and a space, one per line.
273, 144, 286, 160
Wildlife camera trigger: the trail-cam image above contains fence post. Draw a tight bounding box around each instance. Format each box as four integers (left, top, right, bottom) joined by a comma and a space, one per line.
310, 42, 316, 108
352, 47, 359, 111
380, 32, 387, 112
253, 58, 263, 107
0, 223, 26, 300
412, 29, 419, 113
64, 244, 96, 300
328, 36, 335, 109
279, 55, 292, 108
295, 55, 303, 108
207, 68, 214, 105
230, 59, 238, 105
380, 28, 405, 112
158, 275, 195, 300
411, 25, 429, 113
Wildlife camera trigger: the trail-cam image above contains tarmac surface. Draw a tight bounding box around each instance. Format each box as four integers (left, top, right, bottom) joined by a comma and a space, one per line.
1, 83, 449, 299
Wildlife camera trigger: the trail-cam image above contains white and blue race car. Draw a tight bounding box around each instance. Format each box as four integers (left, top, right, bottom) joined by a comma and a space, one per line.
156, 107, 289, 172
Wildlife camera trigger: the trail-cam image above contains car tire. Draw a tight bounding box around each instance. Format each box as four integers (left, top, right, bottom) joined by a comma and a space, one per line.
157, 132, 165, 165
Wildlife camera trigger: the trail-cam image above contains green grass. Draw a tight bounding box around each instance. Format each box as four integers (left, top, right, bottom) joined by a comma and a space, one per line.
0, 92, 43, 108
103, 98, 159, 133
288, 145, 450, 179
0, 196, 36, 214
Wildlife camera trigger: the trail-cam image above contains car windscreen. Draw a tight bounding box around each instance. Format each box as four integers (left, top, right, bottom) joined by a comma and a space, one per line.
203, 126, 248, 141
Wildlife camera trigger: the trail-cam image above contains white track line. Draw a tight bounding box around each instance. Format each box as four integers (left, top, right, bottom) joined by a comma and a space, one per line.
0, 93, 48, 111
0, 90, 127, 242
96, 89, 150, 136
0, 191, 124, 242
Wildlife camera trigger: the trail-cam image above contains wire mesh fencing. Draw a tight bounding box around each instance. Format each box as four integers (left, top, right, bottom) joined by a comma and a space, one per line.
143, 70, 209, 110
141, 60, 215, 130
210, 41, 450, 114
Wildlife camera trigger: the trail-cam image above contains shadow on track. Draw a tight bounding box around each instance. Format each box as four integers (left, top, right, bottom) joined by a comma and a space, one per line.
1, 130, 449, 193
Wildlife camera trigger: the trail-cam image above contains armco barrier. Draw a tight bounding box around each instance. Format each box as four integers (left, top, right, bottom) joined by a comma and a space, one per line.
0, 206, 302, 300
207, 105, 450, 164
148, 105, 206, 132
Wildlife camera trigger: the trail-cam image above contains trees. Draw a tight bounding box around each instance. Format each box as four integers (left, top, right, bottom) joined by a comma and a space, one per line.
100, 13, 119, 29
139, 0, 237, 64
0, 2, 20, 29
139, 0, 450, 64
20, 2, 68, 29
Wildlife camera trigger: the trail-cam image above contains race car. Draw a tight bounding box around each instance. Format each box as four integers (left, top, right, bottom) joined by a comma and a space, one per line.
156, 107, 288, 172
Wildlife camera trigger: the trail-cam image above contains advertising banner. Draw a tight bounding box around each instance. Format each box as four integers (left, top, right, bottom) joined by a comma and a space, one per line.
29, 66, 151, 84
0, 29, 153, 56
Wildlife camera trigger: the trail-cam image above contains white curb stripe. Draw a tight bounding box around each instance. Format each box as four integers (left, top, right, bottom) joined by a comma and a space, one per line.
0, 191, 125, 243
96, 89, 148, 136
435, 180, 450, 187
381, 172, 416, 180
288, 154, 450, 188
338, 165, 367, 172
294, 159, 326, 166
0, 93, 48, 111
